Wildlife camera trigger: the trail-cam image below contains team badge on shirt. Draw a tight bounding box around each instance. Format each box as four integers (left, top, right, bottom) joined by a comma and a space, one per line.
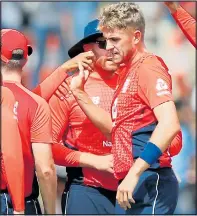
156, 78, 170, 96
91, 96, 100, 105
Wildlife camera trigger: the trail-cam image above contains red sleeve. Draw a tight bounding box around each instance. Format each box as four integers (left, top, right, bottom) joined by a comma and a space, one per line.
1, 87, 25, 211
31, 97, 53, 143
138, 56, 174, 109
172, 6, 196, 48
49, 95, 81, 167
168, 130, 182, 156
32, 66, 68, 101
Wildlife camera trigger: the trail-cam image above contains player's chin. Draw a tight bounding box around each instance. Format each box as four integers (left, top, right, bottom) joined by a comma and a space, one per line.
112, 56, 123, 65
104, 60, 118, 71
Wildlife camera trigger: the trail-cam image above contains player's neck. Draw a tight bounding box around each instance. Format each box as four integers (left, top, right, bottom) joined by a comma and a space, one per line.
129, 43, 148, 66
92, 68, 114, 80
93, 65, 115, 80
2, 69, 22, 83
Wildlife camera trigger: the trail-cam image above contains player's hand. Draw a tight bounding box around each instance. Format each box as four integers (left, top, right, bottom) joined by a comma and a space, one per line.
54, 80, 71, 100
13, 210, 24, 214
94, 154, 114, 173
55, 62, 91, 100
164, 2, 180, 13
61, 51, 95, 72
116, 171, 138, 210
70, 62, 90, 92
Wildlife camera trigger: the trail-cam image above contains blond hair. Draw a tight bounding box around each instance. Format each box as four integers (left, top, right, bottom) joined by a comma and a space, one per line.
99, 2, 145, 36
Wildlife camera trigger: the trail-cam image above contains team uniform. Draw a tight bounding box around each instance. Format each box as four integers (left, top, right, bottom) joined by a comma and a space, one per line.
17, 66, 69, 212
0, 87, 24, 214
172, 6, 196, 48
49, 74, 119, 214
1, 28, 68, 215
111, 53, 181, 214
3, 81, 53, 215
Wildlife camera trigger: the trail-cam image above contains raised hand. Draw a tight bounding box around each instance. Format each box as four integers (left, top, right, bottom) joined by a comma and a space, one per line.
55, 61, 91, 100
61, 51, 95, 72
70, 62, 90, 92
164, 2, 180, 13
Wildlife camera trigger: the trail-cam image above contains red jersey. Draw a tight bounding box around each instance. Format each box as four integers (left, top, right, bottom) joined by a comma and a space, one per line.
1, 87, 24, 211
172, 6, 196, 48
50, 74, 119, 191
111, 53, 181, 179
3, 81, 53, 197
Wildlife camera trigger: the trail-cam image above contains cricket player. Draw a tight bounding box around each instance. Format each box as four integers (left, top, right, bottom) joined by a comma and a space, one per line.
1, 28, 95, 215
66, 2, 182, 214
1, 29, 57, 215
1, 87, 24, 215
164, 2, 196, 48
49, 19, 121, 214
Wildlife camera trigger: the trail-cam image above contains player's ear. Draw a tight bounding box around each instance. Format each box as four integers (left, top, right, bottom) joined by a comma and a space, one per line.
83, 44, 93, 52
133, 30, 142, 45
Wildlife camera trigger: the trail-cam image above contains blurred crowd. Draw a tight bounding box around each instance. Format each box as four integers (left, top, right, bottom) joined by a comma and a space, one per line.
2, 1, 196, 214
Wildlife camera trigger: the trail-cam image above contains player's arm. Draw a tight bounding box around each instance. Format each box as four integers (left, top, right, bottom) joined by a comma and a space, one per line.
1, 87, 25, 214
49, 94, 113, 173
164, 2, 196, 48
72, 90, 112, 140
32, 51, 95, 101
116, 58, 181, 209
31, 99, 57, 214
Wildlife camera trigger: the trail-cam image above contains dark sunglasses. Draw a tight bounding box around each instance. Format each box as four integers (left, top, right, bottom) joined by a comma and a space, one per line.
95, 40, 106, 49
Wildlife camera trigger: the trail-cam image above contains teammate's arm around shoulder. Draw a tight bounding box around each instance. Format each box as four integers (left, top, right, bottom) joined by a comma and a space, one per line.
31, 98, 57, 214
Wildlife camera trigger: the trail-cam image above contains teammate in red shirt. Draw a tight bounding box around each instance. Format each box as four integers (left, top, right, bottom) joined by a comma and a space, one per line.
54, 18, 183, 215
98, 3, 180, 214
164, 2, 196, 48
1, 29, 57, 214
49, 19, 121, 214
1, 87, 24, 215
1, 28, 95, 214
66, 3, 182, 215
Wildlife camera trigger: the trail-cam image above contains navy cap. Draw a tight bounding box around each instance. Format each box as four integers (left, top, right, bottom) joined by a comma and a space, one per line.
68, 19, 102, 58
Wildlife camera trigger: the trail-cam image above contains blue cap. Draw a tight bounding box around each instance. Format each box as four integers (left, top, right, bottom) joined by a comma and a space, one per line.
68, 19, 102, 58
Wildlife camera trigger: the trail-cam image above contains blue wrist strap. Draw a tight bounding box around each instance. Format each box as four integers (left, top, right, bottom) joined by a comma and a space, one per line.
139, 142, 162, 165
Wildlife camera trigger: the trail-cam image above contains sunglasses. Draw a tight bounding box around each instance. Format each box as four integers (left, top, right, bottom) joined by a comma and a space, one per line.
95, 40, 106, 49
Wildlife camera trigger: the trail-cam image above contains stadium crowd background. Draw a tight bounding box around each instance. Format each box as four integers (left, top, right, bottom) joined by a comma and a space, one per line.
2, 1, 196, 214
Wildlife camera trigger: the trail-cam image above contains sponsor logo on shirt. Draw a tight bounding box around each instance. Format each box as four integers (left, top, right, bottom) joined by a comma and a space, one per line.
103, 140, 112, 147
156, 78, 170, 96
91, 96, 100, 105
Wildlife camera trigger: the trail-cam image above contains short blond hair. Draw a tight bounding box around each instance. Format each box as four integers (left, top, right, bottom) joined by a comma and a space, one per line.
99, 2, 145, 36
